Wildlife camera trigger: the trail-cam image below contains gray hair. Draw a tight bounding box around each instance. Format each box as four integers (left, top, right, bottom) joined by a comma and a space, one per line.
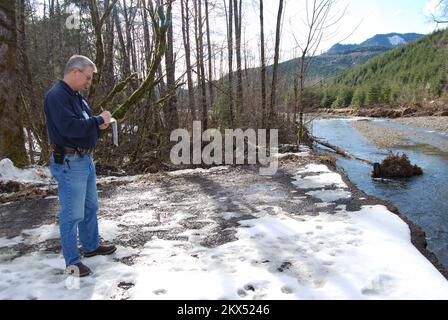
64, 55, 97, 75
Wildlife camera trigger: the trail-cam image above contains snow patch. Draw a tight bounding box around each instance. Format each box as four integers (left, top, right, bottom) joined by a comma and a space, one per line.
292, 172, 347, 189
306, 189, 352, 202
167, 166, 229, 176
0, 158, 51, 184
388, 35, 406, 46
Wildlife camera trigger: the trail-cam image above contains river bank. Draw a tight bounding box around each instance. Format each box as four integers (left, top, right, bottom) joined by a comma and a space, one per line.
393, 116, 448, 134
310, 116, 448, 279
319, 104, 448, 118
330, 116, 448, 151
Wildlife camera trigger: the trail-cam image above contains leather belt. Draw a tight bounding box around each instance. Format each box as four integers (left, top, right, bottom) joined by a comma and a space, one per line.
51, 144, 94, 155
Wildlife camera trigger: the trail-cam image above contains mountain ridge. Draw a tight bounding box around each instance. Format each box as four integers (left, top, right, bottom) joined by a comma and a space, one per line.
327, 32, 424, 54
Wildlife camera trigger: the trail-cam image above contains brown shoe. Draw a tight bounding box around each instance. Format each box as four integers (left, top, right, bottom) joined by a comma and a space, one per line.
66, 262, 92, 277
84, 245, 117, 257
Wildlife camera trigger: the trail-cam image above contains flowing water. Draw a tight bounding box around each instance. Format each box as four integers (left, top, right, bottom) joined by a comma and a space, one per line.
311, 118, 448, 270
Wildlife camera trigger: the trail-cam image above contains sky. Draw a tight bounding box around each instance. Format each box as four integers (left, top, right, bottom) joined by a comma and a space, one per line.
241, 0, 444, 61
31, 0, 446, 73
1, 155, 448, 299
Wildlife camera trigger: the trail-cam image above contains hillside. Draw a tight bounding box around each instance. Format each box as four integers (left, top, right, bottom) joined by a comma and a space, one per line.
319, 28, 448, 109
242, 33, 424, 85
327, 33, 423, 54
273, 46, 390, 79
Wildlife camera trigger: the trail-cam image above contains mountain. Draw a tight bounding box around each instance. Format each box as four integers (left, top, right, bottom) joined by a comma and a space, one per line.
319, 29, 448, 108
263, 33, 425, 81
273, 45, 391, 79
327, 33, 424, 54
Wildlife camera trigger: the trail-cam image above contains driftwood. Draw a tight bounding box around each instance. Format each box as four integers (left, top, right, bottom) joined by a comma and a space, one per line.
311, 136, 373, 165
372, 152, 423, 178
311, 136, 423, 179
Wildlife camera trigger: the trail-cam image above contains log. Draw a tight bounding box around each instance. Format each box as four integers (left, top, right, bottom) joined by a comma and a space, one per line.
311, 136, 374, 165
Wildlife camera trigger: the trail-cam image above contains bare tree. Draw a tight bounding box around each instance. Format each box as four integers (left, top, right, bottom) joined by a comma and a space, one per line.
163, 0, 179, 132
259, 0, 267, 128
225, 0, 234, 126
431, 0, 448, 24
233, 0, 243, 118
181, 0, 196, 121
0, 1, 28, 166
294, 0, 345, 144
204, 0, 215, 108
87, 0, 118, 105
17, 0, 50, 164
193, 0, 208, 129
114, 6, 132, 80
103, 0, 116, 93
269, 0, 284, 127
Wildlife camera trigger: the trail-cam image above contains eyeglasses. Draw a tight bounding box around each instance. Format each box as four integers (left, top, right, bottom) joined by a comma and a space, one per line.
77, 69, 92, 81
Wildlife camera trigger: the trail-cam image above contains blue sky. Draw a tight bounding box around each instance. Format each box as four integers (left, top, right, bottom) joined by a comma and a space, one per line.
246, 0, 442, 61
339, 0, 435, 44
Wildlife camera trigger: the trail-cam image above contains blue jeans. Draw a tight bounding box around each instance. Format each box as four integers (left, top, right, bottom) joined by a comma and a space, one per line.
50, 154, 100, 266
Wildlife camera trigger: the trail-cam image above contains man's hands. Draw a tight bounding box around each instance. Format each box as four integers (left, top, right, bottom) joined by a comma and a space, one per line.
99, 111, 112, 130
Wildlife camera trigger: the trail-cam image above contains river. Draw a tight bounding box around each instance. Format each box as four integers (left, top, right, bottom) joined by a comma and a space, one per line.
311, 117, 448, 270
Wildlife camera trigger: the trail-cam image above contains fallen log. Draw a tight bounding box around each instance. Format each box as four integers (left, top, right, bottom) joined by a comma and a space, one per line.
310, 136, 423, 178
311, 136, 373, 165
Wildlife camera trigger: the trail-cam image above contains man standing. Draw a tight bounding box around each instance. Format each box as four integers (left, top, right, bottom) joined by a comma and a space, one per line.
44, 55, 116, 277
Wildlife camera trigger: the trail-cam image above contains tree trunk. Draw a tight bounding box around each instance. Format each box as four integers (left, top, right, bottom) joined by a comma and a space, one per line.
269, 0, 284, 127
142, 0, 152, 73
163, 0, 179, 132
226, 0, 234, 126
87, 0, 105, 105
204, 0, 214, 109
17, 0, 49, 163
233, 0, 243, 119
181, 0, 196, 121
194, 0, 207, 130
0, 2, 28, 166
104, 0, 116, 93
114, 7, 131, 79
259, 0, 267, 128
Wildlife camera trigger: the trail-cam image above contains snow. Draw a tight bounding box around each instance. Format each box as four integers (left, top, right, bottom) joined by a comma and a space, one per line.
306, 189, 352, 202
292, 172, 347, 189
22, 224, 60, 244
0, 162, 447, 299
0, 158, 52, 184
388, 35, 406, 46
167, 166, 229, 176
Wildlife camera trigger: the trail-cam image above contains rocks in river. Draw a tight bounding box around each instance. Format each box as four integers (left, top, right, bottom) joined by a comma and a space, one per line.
372, 152, 423, 178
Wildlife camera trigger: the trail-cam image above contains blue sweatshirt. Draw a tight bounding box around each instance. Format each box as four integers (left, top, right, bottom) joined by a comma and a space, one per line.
44, 80, 105, 149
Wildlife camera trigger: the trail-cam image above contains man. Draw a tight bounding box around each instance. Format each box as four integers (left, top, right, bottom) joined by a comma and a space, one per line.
44, 55, 116, 277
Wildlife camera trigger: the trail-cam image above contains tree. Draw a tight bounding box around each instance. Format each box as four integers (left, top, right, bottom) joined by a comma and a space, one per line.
193, 0, 208, 130
430, 0, 448, 24
233, 0, 243, 118
87, 0, 118, 106
181, 0, 196, 121
294, 0, 345, 144
163, 0, 179, 132
269, 0, 284, 126
0, 2, 28, 166
259, 0, 267, 128
204, 1, 215, 109
225, 0, 234, 126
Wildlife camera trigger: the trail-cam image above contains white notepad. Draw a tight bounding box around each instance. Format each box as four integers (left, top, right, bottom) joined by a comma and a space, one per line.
110, 118, 118, 146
